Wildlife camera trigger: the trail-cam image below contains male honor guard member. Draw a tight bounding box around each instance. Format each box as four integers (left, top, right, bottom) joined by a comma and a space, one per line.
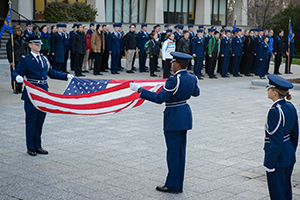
23, 21, 35, 40
108, 23, 121, 74
231, 28, 243, 77
11, 35, 74, 156
264, 74, 298, 200
220, 30, 231, 78
130, 52, 200, 194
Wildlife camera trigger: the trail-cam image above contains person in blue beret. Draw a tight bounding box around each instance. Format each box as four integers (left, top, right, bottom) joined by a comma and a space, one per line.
222, 25, 227, 30
192, 29, 205, 79
285, 31, 295, 74
24, 21, 35, 40
264, 74, 299, 200
137, 24, 149, 72
130, 52, 200, 194
258, 36, 269, 79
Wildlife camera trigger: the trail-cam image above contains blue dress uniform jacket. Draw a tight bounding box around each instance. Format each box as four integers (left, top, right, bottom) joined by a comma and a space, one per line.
51, 32, 66, 64
259, 42, 269, 78
11, 53, 68, 151
23, 29, 35, 39
192, 37, 204, 58
140, 70, 200, 131
264, 99, 299, 200
220, 37, 231, 76
285, 37, 294, 73
232, 36, 243, 76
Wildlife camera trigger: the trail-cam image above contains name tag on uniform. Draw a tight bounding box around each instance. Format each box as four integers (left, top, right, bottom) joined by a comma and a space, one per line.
142, 36, 145, 38
226, 41, 228, 43
237, 41, 239, 43
198, 41, 200, 43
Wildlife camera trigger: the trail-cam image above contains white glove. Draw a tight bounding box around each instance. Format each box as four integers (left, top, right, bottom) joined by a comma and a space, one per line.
265, 167, 275, 173
67, 74, 74, 79
130, 82, 140, 92
16, 75, 24, 83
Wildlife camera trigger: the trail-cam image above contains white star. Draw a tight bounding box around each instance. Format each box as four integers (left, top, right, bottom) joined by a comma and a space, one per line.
69, 93, 71, 95
73, 86, 76, 88
84, 83, 86, 85
88, 91, 90, 93
90, 82, 93, 85
75, 90, 77, 93
72, 81, 74, 84
81, 91, 83, 94
97, 82, 100, 84
79, 87, 82, 89
86, 87, 88, 89
92, 87, 95, 89
68, 88, 70, 90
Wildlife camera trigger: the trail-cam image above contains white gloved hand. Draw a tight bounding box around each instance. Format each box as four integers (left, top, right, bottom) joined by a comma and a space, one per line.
16, 75, 24, 83
265, 167, 275, 173
67, 74, 74, 79
130, 82, 140, 92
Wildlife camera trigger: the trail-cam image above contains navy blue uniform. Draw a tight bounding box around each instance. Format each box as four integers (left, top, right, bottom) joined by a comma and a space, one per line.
23, 29, 35, 39
11, 53, 67, 151
137, 31, 149, 72
220, 37, 231, 77
231, 36, 243, 76
108, 32, 121, 73
63, 32, 70, 72
192, 36, 204, 78
140, 70, 200, 191
51, 32, 66, 72
259, 41, 269, 78
285, 37, 294, 73
69, 30, 76, 70
174, 31, 181, 41
264, 99, 299, 200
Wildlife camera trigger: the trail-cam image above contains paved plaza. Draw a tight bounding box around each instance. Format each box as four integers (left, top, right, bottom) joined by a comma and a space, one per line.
1, 58, 300, 200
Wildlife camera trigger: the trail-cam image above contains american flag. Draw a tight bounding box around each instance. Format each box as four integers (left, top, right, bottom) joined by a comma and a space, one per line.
23, 78, 166, 115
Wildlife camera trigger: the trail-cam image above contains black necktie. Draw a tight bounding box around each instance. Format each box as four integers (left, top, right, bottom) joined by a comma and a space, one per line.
36, 55, 43, 68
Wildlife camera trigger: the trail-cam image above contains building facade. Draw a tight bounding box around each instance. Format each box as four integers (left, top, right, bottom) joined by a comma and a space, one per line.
5, 0, 247, 26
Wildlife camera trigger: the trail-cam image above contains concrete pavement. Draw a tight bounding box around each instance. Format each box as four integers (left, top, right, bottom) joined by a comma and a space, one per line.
0, 58, 300, 200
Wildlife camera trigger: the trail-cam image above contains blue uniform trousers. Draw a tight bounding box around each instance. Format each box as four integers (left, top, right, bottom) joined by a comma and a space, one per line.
267, 165, 294, 200
232, 56, 242, 76
24, 101, 46, 151
111, 53, 120, 73
54, 62, 64, 72
139, 50, 147, 72
221, 56, 230, 76
164, 130, 187, 191
259, 59, 268, 77
63, 52, 69, 72
285, 55, 293, 73
255, 56, 261, 75
250, 55, 256, 73
193, 57, 203, 78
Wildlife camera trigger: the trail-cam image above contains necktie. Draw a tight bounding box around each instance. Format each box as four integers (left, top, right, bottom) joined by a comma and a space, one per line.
36, 55, 43, 68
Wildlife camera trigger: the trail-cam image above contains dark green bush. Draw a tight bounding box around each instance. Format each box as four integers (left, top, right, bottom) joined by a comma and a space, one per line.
44, 1, 97, 22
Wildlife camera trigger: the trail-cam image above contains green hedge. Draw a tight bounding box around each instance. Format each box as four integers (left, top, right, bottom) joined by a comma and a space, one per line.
265, 4, 299, 58
44, 1, 97, 22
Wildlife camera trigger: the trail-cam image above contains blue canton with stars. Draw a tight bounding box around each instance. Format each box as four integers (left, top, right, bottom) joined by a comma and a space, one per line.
63, 78, 112, 95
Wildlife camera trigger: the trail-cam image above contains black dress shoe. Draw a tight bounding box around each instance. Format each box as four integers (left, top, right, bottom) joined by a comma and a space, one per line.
245, 74, 253, 77
36, 148, 48, 154
126, 70, 134, 73
150, 74, 158, 77
82, 70, 89, 73
132, 67, 137, 71
155, 69, 160, 72
27, 150, 37, 156
197, 76, 203, 80
156, 186, 182, 194
221, 75, 230, 78
143, 69, 149, 72
118, 68, 123, 71
79, 74, 86, 77
115, 71, 120, 74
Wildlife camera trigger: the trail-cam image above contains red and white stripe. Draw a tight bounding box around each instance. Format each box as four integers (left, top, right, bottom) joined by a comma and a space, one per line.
23, 79, 166, 115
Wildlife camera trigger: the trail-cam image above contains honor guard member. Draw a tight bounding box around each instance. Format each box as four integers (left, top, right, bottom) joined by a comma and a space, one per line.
220, 30, 231, 78
118, 23, 125, 71
285, 31, 295, 74
175, 25, 184, 41
251, 29, 258, 74
69, 23, 78, 71
231, 28, 243, 77
264, 74, 299, 200
173, 25, 179, 40
259, 36, 269, 79
51, 24, 66, 72
137, 23, 149, 72
130, 52, 200, 194
222, 25, 227, 31
23, 21, 35, 40
192, 29, 204, 79
11, 35, 74, 156
62, 24, 70, 73
108, 23, 121, 74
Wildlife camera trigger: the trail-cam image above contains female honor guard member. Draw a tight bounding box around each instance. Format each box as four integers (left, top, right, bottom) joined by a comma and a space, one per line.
130, 52, 200, 194
264, 74, 299, 200
11, 35, 74, 156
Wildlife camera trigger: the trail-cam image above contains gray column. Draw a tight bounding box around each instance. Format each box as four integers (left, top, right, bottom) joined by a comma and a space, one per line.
195, 0, 211, 25
87, 0, 106, 22
234, 0, 247, 26
146, 0, 164, 24
18, 0, 33, 20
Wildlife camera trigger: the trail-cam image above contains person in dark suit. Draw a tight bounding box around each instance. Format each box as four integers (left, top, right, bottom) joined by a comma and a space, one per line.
71, 24, 86, 77
204, 28, 214, 75
243, 30, 255, 76
264, 74, 298, 200
69, 24, 78, 71
192, 29, 204, 79
108, 23, 121, 74
51, 24, 66, 72
137, 24, 149, 73
6, 25, 27, 94
231, 28, 243, 77
62, 24, 70, 73
273, 29, 284, 75
207, 30, 220, 78
285, 31, 295, 74
11, 35, 73, 156
149, 32, 161, 77
130, 52, 200, 194
102, 24, 110, 70
220, 30, 231, 78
